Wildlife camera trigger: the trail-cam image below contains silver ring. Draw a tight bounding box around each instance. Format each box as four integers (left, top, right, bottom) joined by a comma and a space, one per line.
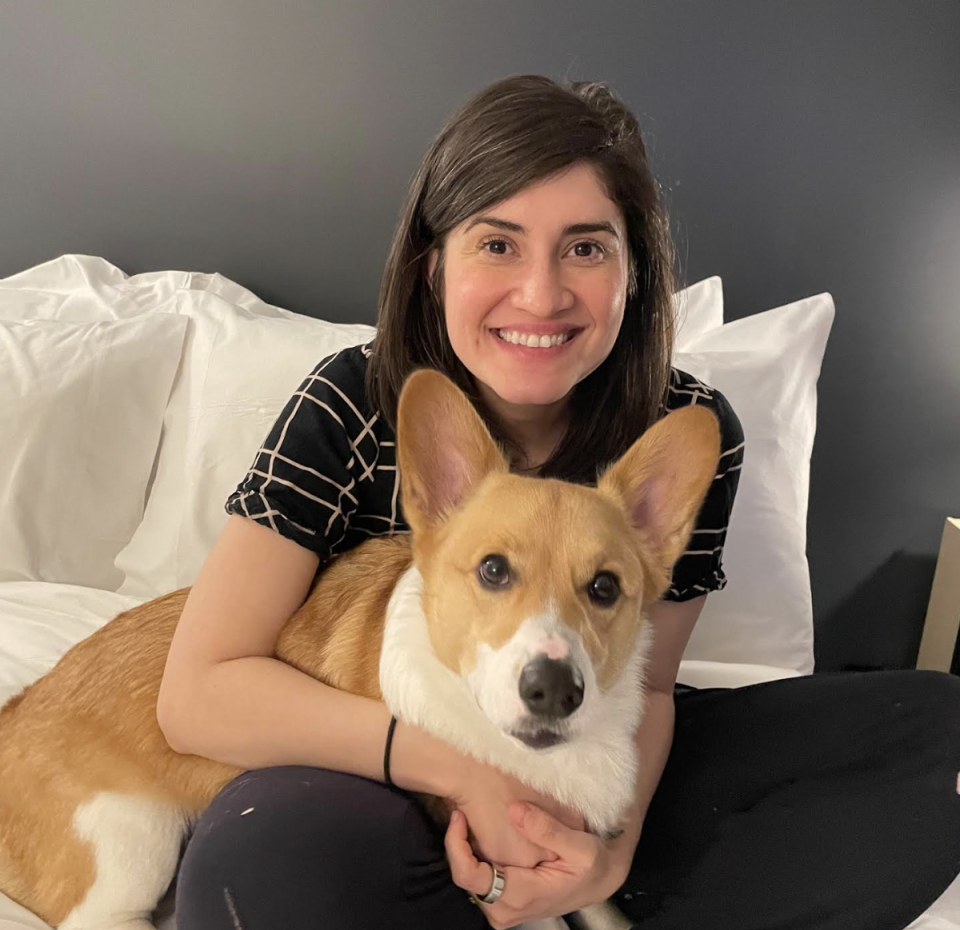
479, 864, 505, 904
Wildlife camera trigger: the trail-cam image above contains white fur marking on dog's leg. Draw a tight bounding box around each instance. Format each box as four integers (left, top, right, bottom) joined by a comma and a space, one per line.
59, 792, 186, 930
956, 770, 960, 795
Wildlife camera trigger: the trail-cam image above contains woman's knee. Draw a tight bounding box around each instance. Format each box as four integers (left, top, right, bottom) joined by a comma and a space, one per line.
178, 766, 439, 901
175, 766, 453, 929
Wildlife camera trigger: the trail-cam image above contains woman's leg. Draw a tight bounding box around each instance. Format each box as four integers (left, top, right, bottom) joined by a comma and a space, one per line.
174, 766, 487, 930
615, 669, 960, 930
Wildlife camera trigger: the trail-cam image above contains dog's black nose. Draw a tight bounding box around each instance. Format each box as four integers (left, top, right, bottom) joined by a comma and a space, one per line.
518, 656, 583, 718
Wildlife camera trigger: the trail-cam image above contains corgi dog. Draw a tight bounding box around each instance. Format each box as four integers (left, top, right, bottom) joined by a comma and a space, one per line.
0, 368, 720, 930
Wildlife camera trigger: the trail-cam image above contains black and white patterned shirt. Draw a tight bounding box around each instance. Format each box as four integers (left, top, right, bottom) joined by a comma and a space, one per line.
224, 343, 745, 602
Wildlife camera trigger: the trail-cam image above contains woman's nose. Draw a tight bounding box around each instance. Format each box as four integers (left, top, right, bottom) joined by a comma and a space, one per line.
511, 257, 573, 317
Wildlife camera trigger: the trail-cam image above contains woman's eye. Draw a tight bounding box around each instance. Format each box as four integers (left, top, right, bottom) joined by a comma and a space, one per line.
478, 554, 511, 588
572, 241, 605, 258
587, 571, 620, 606
479, 238, 605, 260
481, 238, 510, 255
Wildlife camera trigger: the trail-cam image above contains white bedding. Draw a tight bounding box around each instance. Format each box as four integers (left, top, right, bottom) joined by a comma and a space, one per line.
1, 581, 957, 929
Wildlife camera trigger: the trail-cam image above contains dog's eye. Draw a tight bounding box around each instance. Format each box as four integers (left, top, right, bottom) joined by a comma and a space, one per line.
478, 554, 510, 588
587, 571, 620, 606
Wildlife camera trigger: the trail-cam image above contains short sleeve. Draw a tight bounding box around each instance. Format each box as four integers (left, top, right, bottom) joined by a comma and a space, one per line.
224, 348, 370, 564
662, 374, 745, 602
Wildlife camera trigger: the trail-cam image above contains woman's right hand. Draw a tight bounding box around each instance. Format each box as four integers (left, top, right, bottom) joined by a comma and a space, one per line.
445, 753, 586, 869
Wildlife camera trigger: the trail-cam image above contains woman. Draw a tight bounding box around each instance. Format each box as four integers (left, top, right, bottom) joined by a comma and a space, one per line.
159, 74, 960, 930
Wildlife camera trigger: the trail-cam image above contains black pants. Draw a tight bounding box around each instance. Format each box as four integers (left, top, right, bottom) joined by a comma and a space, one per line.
174, 669, 960, 930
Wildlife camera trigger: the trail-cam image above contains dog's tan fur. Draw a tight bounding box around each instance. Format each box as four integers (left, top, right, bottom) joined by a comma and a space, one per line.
0, 368, 720, 928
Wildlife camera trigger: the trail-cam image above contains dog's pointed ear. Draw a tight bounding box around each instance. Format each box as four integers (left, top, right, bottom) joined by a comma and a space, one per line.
597, 405, 722, 591
396, 369, 508, 535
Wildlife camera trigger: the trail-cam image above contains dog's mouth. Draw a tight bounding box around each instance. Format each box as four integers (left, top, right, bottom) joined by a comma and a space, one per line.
509, 726, 568, 750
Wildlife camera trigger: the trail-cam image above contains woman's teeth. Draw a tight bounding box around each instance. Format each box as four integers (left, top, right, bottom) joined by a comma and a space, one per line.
495, 329, 573, 348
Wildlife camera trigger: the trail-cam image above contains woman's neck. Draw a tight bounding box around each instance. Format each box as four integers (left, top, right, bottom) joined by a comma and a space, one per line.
475, 381, 570, 474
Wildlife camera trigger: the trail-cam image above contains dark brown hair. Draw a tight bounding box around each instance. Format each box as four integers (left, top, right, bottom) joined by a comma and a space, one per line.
365, 73, 678, 485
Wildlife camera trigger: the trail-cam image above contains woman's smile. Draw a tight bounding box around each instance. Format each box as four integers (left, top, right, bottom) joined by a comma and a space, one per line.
489, 325, 585, 357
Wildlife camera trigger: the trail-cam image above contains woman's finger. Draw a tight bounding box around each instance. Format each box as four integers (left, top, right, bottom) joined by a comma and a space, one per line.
443, 809, 496, 895
511, 802, 593, 866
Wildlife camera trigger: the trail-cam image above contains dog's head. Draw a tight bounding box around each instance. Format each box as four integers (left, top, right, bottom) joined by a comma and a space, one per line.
396, 369, 720, 750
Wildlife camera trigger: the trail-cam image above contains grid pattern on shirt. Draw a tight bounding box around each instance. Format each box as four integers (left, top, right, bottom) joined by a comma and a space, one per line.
224, 344, 744, 602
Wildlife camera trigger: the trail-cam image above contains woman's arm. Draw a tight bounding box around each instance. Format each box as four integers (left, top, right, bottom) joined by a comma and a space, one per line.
157, 515, 456, 793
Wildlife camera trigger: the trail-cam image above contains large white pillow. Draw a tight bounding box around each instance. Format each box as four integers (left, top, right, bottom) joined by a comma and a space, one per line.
0, 315, 188, 590
674, 275, 723, 344
114, 292, 376, 598
675, 293, 835, 674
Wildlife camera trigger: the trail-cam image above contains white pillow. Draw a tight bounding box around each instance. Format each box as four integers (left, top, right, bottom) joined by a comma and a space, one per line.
674, 275, 723, 345
675, 293, 835, 674
0, 315, 188, 590
114, 291, 376, 598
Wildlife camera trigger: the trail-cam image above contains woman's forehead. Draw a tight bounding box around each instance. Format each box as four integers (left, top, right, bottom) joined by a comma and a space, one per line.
475, 163, 612, 209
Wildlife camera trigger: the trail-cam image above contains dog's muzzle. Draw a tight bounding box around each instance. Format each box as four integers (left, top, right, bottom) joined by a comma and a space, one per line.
518, 655, 584, 718
508, 656, 584, 749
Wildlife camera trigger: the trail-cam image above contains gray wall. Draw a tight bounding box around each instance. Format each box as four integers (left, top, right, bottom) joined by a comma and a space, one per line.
2, 1, 958, 673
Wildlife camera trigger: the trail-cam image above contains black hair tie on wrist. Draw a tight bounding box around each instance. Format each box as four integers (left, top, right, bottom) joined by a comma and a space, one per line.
384, 714, 398, 786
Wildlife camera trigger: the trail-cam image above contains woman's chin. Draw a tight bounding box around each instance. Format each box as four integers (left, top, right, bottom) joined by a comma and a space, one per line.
491, 386, 572, 408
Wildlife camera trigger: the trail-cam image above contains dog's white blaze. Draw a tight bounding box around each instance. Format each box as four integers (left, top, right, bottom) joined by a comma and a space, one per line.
380, 565, 654, 836
466, 607, 593, 735
59, 793, 186, 930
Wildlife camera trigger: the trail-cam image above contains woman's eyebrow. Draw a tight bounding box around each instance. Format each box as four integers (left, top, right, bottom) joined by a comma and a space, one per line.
464, 216, 620, 241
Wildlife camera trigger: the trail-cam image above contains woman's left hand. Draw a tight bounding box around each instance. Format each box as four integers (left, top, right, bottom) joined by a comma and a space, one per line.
444, 802, 632, 929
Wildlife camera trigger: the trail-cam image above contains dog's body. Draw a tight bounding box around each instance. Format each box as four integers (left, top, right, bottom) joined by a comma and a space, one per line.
0, 370, 720, 930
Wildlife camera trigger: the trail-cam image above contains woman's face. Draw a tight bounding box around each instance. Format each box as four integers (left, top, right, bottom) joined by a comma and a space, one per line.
427, 162, 630, 412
